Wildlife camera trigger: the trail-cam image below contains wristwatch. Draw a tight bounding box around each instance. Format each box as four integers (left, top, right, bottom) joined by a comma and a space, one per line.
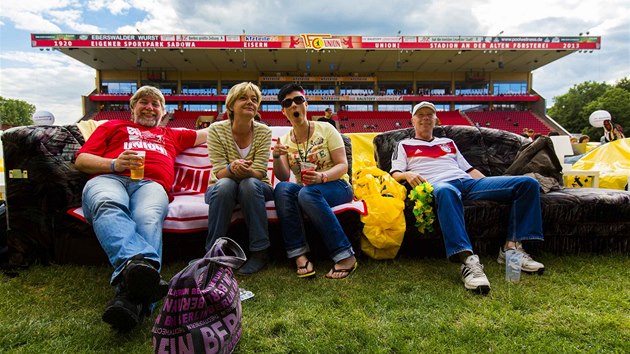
321, 172, 329, 183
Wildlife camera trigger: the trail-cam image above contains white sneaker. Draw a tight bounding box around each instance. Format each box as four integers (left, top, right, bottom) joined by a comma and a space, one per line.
460, 255, 491, 294
497, 242, 545, 275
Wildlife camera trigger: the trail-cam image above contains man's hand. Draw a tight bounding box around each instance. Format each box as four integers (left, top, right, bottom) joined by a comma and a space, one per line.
113, 150, 144, 172
403, 171, 427, 187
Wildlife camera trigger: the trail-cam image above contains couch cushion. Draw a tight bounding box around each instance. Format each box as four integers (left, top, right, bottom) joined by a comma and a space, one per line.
541, 188, 630, 222
68, 126, 367, 233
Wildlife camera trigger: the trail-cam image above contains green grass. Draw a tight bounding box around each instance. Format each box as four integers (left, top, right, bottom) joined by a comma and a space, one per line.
1, 254, 629, 353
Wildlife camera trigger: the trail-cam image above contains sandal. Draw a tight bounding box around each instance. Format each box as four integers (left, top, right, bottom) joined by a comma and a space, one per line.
296, 260, 316, 278
325, 261, 358, 279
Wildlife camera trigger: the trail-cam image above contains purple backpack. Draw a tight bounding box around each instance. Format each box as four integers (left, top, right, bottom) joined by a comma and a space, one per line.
152, 237, 246, 354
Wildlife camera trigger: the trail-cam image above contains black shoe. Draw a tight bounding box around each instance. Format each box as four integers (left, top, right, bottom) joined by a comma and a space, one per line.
120, 255, 168, 303
102, 291, 147, 332
237, 250, 269, 275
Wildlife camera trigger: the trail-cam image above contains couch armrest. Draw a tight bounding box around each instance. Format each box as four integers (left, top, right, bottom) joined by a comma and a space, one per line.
2, 125, 88, 212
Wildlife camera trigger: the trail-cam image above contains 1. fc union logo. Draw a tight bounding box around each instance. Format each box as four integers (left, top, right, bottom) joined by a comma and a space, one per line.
300, 34, 342, 51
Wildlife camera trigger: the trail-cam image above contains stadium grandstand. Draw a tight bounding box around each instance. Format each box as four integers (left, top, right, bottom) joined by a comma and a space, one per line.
31, 33, 601, 135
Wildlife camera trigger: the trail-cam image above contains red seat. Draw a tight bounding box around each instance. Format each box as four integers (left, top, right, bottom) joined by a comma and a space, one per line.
465, 111, 551, 135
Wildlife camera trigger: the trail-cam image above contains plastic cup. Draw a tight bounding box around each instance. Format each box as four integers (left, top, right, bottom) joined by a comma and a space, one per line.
300, 162, 317, 185
130, 151, 146, 180
505, 249, 523, 283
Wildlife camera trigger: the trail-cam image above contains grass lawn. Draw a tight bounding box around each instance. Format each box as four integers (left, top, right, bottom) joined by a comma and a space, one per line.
1, 254, 629, 353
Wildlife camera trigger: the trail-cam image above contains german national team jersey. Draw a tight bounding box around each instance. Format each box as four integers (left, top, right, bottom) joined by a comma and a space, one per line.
390, 137, 472, 184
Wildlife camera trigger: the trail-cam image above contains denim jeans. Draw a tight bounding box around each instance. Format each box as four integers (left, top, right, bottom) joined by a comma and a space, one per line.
82, 174, 169, 284
274, 180, 355, 263
205, 177, 273, 252
432, 176, 544, 259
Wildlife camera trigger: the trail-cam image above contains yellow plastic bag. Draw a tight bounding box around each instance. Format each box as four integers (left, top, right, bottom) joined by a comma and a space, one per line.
572, 138, 630, 190
353, 166, 407, 260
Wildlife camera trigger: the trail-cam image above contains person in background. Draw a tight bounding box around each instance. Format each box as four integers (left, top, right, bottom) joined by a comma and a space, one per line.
548, 131, 560, 136
254, 112, 270, 126
318, 107, 340, 131
527, 129, 536, 140
75, 86, 208, 331
578, 135, 590, 143
602, 119, 625, 142
272, 83, 357, 279
570, 136, 578, 144
204, 82, 273, 275
390, 101, 545, 295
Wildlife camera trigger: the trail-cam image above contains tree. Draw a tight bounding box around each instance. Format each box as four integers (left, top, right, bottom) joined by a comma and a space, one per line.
547, 81, 609, 134
0, 96, 36, 127
615, 77, 630, 93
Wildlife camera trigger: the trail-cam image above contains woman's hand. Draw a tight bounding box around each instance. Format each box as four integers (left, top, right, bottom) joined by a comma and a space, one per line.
230, 159, 254, 178
300, 169, 318, 185
273, 140, 288, 157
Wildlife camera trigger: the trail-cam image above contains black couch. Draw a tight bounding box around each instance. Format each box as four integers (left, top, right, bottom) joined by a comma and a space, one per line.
3, 124, 629, 267
373, 126, 630, 256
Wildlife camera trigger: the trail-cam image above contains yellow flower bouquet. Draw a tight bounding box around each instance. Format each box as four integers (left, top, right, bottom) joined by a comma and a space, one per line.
408, 182, 436, 234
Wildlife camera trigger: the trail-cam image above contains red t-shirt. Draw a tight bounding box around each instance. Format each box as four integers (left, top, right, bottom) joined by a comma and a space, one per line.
77, 120, 197, 198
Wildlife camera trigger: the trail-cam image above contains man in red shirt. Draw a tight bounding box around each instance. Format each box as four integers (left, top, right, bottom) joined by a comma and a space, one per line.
76, 86, 207, 331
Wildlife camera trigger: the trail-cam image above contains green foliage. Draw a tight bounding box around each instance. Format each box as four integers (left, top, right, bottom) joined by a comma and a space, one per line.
615, 77, 630, 93
0, 96, 35, 127
1, 256, 629, 353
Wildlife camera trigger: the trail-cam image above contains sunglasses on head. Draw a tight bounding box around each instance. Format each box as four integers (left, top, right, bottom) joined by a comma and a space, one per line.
280, 96, 306, 108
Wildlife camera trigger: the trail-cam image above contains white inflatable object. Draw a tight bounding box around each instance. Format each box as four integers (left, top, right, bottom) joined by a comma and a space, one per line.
32, 111, 55, 125
589, 110, 611, 128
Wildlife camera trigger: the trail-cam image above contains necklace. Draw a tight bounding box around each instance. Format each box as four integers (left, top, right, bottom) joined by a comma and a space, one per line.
292, 122, 311, 163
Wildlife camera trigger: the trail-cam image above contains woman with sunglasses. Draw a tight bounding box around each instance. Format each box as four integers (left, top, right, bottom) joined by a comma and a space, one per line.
272, 83, 357, 279
205, 82, 273, 274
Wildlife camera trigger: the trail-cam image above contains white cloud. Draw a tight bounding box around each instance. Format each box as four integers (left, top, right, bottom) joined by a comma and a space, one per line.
87, 0, 132, 15
0, 51, 94, 125
2, 12, 62, 32
0, 0, 97, 32
48, 10, 101, 32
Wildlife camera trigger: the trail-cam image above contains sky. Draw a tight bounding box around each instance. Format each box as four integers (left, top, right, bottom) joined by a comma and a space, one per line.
0, 0, 629, 126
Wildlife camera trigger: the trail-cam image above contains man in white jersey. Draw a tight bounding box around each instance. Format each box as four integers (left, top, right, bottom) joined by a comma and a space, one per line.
390, 101, 545, 294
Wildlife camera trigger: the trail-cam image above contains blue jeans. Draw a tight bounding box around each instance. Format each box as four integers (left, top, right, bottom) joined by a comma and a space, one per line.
82, 175, 169, 284
274, 180, 355, 263
205, 177, 273, 252
433, 176, 544, 259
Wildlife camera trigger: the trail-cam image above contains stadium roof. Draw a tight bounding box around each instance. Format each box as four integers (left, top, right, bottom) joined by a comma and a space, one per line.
32, 34, 600, 74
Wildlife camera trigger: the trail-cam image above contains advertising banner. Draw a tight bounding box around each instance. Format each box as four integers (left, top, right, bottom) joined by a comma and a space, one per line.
31, 34, 601, 51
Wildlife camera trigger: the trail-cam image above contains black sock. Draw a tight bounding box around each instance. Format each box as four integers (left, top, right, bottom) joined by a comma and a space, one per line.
457, 251, 473, 263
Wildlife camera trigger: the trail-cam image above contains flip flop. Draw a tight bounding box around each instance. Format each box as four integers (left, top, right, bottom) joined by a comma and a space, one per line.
296, 260, 316, 278
325, 261, 358, 279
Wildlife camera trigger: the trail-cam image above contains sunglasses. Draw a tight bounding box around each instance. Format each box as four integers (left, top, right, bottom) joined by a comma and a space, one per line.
280, 96, 306, 108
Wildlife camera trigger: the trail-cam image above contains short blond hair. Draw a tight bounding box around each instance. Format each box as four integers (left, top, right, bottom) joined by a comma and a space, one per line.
225, 82, 262, 120
130, 86, 165, 111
